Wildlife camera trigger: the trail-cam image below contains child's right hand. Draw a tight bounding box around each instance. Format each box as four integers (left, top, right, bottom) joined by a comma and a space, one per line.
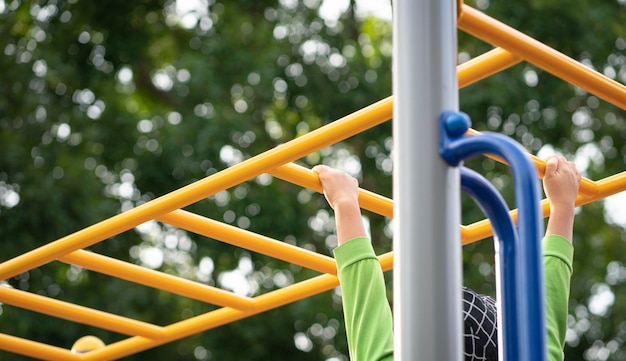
312, 165, 360, 210
313, 165, 366, 245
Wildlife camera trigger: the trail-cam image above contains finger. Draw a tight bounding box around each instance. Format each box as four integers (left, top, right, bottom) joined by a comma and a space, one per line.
312, 165, 331, 180
545, 156, 559, 176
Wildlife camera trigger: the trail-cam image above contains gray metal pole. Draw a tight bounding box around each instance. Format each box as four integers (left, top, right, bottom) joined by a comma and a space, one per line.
392, 0, 463, 360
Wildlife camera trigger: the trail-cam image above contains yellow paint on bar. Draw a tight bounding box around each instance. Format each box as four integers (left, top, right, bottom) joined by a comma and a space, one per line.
0, 333, 81, 361
0, 286, 165, 339
78, 274, 342, 361
465, 128, 599, 197
158, 210, 338, 275
270, 162, 394, 218
59, 250, 253, 310
0, 97, 393, 281
457, 47, 522, 88
462, 172, 626, 245
458, 4, 626, 110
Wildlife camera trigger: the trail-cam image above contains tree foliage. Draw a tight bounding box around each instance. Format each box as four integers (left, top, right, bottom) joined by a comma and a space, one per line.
0, 0, 624, 360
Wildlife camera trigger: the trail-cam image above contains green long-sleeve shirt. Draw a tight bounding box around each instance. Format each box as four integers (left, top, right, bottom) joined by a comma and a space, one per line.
334, 234, 573, 361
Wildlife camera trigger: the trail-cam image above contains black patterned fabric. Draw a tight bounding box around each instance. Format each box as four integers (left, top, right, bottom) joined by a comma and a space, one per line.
462, 287, 498, 361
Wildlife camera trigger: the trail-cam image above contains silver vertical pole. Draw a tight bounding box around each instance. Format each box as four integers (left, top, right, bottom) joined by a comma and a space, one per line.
392, 0, 462, 360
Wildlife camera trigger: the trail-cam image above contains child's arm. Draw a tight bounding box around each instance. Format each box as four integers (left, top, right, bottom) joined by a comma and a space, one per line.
313, 165, 367, 245
542, 155, 581, 361
313, 165, 394, 361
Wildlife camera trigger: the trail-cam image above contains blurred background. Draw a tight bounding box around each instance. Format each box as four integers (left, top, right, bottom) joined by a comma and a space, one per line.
0, 0, 625, 359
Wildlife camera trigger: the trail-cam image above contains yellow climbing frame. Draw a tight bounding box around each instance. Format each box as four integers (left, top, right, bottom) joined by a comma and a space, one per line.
1, 3, 626, 360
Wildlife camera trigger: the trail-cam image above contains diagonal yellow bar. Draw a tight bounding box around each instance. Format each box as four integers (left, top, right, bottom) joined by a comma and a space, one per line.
0, 333, 81, 361
3, 6, 626, 356
78, 249, 396, 361
59, 250, 253, 310
461, 171, 626, 245
0, 286, 165, 339
458, 4, 626, 110
269, 162, 394, 218
0, 96, 393, 280
157, 210, 337, 274
465, 128, 600, 197
0, 43, 543, 281
457, 47, 522, 88
78, 274, 342, 360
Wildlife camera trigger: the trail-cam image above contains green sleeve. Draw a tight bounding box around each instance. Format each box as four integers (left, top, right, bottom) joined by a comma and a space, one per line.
543, 234, 574, 361
334, 237, 394, 361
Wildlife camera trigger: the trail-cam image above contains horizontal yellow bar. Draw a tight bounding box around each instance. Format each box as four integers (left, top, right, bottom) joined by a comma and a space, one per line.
0, 333, 80, 361
270, 162, 394, 218
158, 210, 337, 275
0, 286, 165, 339
458, 4, 626, 110
59, 250, 253, 310
0, 97, 393, 281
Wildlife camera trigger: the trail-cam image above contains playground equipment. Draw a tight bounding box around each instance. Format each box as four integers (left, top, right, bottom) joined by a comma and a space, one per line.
1, 1, 625, 360
440, 111, 546, 360
71, 336, 106, 355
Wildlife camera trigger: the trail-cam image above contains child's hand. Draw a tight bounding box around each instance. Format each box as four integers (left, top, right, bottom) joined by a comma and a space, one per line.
313, 165, 366, 245
543, 155, 581, 242
312, 165, 360, 210
543, 155, 581, 212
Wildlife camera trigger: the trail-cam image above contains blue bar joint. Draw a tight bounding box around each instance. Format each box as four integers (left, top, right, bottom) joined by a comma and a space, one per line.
439, 110, 546, 361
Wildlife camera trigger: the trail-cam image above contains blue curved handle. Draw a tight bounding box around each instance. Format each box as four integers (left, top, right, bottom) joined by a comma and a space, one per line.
440, 111, 545, 361
460, 167, 520, 360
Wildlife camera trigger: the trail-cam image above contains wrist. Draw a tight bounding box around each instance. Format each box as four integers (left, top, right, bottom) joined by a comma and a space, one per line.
546, 206, 575, 243
549, 203, 575, 218
332, 197, 360, 212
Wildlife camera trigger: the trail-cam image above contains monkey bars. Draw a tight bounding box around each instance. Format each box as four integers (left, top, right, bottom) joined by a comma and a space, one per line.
1, 2, 625, 360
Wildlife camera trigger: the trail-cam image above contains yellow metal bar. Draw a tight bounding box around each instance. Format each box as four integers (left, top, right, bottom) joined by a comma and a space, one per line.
270, 151, 609, 246
0, 286, 165, 339
457, 47, 522, 88
2, 16, 624, 356
75, 249, 395, 361
461, 172, 626, 245
458, 4, 626, 110
465, 128, 599, 197
6, 13, 616, 280
0, 333, 81, 361
269, 162, 394, 218
0, 97, 393, 280
0, 42, 547, 281
158, 210, 337, 275
78, 273, 342, 360
379, 252, 393, 272
0, 44, 537, 281
59, 250, 253, 310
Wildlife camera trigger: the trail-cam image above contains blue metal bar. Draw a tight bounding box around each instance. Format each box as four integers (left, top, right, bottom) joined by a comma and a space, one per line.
440, 111, 546, 361
460, 167, 519, 360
